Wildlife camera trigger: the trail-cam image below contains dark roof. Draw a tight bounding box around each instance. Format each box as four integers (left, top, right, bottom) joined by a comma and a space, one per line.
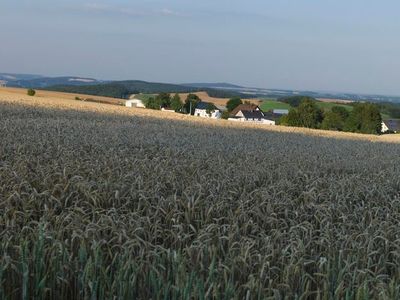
263, 112, 280, 121
196, 102, 213, 110
383, 119, 400, 132
241, 110, 265, 119
230, 104, 259, 116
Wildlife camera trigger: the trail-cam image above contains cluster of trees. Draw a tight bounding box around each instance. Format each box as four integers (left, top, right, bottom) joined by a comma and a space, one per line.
144, 93, 184, 112
280, 98, 382, 134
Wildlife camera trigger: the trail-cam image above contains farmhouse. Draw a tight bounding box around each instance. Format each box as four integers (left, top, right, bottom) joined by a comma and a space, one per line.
229, 109, 276, 125
194, 102, 221, 119
125, 99, 145, 108
230, 104, 261, 117
382, 120, 400, 133
0, 80, 6, 87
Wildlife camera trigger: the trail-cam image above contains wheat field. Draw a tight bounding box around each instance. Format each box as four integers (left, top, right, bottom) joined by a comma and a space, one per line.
1, 88, 400, 299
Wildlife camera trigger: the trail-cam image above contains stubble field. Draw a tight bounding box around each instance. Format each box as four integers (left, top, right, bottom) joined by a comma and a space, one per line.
1, 88, 400, 299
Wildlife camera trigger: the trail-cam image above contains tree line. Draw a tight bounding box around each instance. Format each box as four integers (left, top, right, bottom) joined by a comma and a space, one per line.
279, 98, 382, 134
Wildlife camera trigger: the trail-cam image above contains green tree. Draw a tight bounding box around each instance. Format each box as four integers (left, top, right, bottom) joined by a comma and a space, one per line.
170, 93, 183, 112
297, 99, 323, 128
144, 93, 172, 110
285, 109, 302, 127
284, 99, 323, 128
27, 89, 36, 96
322, 111, 345, 131
156, 93, 171, 108
331, 106, 350, 120
321, 106, 349, 131
144, 97, 161, 110
344, 103, 382, 134
226, 97, 243, 112
184, 94, 201, 115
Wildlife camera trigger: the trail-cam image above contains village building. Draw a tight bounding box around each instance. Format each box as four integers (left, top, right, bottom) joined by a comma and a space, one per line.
228, 104, 276, 125
125, 99, 145, 108
230, 104, 261, 117
382, 119, 400, 133
194, 102, 221, 119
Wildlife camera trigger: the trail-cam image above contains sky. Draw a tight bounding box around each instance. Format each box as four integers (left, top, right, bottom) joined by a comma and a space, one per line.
1, 0, 400, 95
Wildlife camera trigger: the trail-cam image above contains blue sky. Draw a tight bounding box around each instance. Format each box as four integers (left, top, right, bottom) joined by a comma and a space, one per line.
1, 0, 400, 95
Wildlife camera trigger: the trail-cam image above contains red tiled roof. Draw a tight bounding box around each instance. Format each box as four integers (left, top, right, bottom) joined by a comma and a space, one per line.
230, 104, 259, 116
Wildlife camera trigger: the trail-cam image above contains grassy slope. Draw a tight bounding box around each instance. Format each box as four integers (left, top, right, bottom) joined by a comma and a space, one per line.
315, 101, 353, 111
259, 99, 291, 111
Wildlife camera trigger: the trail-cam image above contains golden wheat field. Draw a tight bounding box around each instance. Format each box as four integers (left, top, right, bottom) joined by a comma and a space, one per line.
1, 88, 400, 299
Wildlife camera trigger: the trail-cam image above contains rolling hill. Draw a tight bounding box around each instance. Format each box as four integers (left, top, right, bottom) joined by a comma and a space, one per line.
6, 76, 105, 88
45, 81, 246, 99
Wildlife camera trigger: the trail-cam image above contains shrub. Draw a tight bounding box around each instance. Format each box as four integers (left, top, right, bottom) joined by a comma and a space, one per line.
221, 111, 230, 119
27, 89, 36, 96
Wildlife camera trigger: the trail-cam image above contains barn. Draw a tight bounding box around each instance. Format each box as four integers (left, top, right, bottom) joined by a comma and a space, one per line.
125, 99, 145, 108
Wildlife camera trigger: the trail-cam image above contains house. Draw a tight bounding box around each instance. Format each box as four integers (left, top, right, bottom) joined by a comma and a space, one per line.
382, 119, 400, 133
125, 99, 145, 108
0, 80, 6, 87
229, 109, 276, 125
194, 102, 221, 119
230, 104, 261, 117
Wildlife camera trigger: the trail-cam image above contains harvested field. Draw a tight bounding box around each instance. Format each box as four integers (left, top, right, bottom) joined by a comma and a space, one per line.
1, 89, 400, 298
175, 91, 261, 106
0, 87, 126, 106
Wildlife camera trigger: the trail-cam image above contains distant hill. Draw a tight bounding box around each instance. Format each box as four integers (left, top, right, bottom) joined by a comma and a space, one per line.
0, 73, 43, 83
6, 76, 105, 88
5, 72, 400, 103
182, 82, 243, 89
